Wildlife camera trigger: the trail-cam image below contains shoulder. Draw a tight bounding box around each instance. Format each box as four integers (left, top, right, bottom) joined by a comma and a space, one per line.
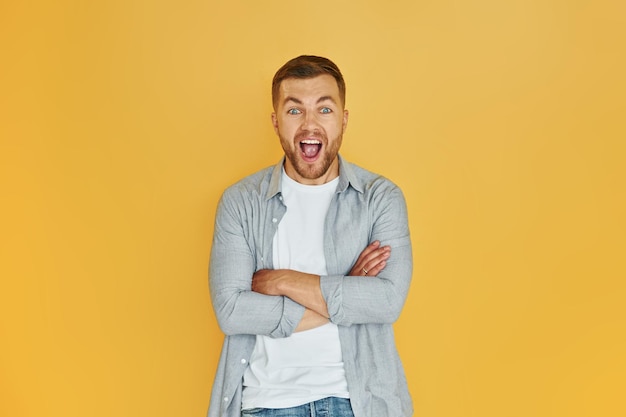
213, 166, 277, 224
342, 158, 403, 197
221, 165, 275, 202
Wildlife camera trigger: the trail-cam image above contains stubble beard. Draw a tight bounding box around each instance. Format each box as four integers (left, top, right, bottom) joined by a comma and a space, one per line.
281, 131, 342, 182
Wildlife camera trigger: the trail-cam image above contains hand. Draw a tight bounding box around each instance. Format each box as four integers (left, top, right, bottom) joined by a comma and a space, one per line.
251, 269, 286, 296
252, 269, 328, 317
349, 241, 391, 277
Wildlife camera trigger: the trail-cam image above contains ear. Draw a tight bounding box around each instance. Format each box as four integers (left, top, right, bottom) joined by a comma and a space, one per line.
342, 109, 349, 133
271, 112, 279, 134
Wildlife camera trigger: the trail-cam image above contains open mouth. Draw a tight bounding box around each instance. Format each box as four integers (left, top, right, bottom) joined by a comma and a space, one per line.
300, 139, 322, 159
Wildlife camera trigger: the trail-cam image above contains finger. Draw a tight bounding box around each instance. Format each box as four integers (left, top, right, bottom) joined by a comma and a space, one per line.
358, 243, 388, 267
362, 247, 391, 276
350, 242, 391, 276
357, 241, 380, 261
364, 260, 387, 276
349, 242, 379, 275
365, 245, 390, 266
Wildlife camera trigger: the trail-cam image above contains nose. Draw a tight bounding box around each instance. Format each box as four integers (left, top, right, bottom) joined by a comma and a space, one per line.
301, 110, 321, 131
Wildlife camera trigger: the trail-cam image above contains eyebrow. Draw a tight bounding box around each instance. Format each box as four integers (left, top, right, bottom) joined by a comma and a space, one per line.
283, 95, 337, 106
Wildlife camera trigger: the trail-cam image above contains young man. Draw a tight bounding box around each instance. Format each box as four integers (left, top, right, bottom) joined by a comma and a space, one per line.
208, 55, 413, 417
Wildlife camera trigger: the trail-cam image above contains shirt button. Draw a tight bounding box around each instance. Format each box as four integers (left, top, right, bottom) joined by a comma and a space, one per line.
223, 397, 229, 402
241, 359, 247, 364
272, 218, 277, 223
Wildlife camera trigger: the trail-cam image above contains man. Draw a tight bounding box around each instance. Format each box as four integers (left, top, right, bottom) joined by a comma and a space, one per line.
208, 55, 413, 417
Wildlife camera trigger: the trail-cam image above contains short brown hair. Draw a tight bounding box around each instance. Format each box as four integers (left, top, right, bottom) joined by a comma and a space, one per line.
272, 55, 346, 109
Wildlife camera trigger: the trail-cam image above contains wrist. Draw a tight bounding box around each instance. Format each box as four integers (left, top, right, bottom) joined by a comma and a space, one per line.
274, 270, 311, 296
270, 271, 283, 295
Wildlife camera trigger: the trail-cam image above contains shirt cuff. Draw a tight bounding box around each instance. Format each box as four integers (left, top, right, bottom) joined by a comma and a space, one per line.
269, 296, 306, 338
320, 275, 345, 325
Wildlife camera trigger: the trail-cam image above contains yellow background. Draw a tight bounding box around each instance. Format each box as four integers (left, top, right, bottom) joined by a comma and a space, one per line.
1, 0, 624, 416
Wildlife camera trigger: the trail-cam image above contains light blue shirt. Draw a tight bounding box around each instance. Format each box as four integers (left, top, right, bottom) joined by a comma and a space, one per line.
208, 155, 413, 417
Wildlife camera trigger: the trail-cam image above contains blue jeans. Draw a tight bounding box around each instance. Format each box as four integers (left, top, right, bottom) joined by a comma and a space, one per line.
241, 397, 354, 417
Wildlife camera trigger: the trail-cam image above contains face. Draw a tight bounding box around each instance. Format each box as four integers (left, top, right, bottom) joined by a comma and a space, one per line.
272, 74, 349, 185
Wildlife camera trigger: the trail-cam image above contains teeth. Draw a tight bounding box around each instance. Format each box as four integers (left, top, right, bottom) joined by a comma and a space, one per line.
301, 139, 321, 144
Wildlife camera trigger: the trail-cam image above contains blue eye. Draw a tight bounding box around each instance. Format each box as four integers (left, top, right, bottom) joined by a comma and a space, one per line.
287, 108, 301, 115
320, 107, 332, 114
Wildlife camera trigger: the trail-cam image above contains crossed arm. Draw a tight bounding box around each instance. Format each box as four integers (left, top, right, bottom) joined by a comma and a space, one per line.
252, 241, 391, 332
210, 181, 412, 337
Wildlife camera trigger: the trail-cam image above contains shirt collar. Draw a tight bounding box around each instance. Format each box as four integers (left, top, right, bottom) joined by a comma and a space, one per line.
266, 154, 364, 200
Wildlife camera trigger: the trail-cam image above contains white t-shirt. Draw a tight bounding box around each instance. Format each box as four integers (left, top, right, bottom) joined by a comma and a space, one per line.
241, 170, 349, 409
